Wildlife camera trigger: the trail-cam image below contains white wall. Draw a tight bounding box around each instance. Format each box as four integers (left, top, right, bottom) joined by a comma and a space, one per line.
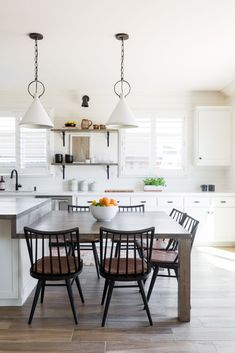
0, 89, 230, 192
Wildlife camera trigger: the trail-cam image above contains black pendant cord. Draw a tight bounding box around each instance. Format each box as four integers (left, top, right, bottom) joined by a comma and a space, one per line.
34, 38, 38, 95
27, 33, 45, 98
120, 38, 124, 95
113, 33, 131, 98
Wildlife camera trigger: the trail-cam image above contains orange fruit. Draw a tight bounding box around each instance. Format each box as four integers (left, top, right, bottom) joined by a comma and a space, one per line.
102, 197, 110, 206
110, 198, 117, 206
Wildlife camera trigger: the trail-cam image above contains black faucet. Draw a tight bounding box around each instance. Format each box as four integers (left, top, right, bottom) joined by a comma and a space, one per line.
10, 169, 22, 191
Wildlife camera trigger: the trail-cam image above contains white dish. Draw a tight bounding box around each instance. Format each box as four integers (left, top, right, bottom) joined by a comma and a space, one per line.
90, 205, 118, 221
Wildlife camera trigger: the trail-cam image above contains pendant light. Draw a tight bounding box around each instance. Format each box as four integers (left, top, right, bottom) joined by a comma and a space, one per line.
106, 33, 138, 129
20, 33, 53, 129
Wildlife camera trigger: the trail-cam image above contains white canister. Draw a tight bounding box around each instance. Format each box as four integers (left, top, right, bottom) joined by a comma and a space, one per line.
70, 179, 78, 192
80, 180, 88, 192
89, 182, 97, 192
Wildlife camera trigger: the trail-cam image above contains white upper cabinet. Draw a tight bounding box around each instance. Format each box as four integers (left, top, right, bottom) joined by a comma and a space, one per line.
194, 106, 232, 166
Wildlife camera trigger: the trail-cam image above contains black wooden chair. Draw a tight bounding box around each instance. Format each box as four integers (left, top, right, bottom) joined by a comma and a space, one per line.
99, 226, 155, 327
151, 208, 187, 251
67, 205, 100, 278
114, 204, 145, 257
146, 214, 199, 301
24, 226, 84, 324
118, 204, 145, 213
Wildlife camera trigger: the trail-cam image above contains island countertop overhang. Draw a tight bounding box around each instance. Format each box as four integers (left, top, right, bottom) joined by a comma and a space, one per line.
0, 197, 51, 219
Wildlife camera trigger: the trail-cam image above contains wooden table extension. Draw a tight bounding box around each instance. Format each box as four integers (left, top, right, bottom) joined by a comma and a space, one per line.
20, 210, 192, 322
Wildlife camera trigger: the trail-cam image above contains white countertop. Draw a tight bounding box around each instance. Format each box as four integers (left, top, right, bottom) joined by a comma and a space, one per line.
0, 191, 235, 197
0, 197, 50, 218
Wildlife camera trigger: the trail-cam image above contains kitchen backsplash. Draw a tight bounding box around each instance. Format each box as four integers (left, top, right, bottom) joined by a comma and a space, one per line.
3, 166, 227, 193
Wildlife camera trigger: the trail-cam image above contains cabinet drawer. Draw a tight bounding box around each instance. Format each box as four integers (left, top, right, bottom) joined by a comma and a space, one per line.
111, 196, 130, 206
77, 196, 99, 206
131, 196, 157, 211
184, 197, 210, 208
158, 197, 184, 209
212, 197, 235, 207
77, 195, 130, 206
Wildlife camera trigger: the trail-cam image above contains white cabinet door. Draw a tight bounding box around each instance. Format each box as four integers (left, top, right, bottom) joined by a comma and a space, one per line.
131, 196, 157, 211
194, 107, 231, 166
213, 208, 235, 242
185, 207, 214, 245
185, 196, 213, 245
212, 197, 235, 243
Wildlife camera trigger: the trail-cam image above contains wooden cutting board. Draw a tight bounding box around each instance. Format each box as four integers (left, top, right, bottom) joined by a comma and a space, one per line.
104, 189, 134, 193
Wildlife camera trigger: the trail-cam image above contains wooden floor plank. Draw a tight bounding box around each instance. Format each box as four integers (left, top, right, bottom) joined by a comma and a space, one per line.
0, 247, 235, 352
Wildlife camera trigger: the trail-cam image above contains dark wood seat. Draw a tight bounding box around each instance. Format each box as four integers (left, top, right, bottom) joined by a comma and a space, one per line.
67, 205, 100, 278
24, 226, 84, 325
137, 208, 186, 250
146, 214, 199, 301
154, 208, 187, 250
99, 226, 155, 327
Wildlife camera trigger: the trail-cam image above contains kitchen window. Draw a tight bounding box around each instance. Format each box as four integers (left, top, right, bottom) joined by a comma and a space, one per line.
120, 110, 186, 176
0, 116, 49, 174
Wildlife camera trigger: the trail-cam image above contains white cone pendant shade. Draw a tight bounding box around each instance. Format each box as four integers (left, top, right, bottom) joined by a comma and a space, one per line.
106, 94, 138, 129
20, 95, 53, 129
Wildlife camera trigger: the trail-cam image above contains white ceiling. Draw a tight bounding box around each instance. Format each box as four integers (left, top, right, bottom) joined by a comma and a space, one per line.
1, 0, 235, 95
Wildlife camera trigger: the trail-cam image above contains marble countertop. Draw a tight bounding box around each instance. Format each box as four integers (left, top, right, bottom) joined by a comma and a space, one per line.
0, 191, 235, 197
0, 197, 50, 218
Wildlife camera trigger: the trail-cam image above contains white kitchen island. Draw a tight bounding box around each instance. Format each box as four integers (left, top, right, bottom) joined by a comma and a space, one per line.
0, 197, 51, 306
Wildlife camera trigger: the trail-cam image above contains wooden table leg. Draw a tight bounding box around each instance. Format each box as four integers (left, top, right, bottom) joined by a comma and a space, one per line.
178, 237, 191, 322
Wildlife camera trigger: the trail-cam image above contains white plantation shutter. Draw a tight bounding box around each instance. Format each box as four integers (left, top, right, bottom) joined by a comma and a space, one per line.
20, 128, 48, 168
155, 115, 183, 170
0, 117, 16, 167
121, 111, 185, 176
0, 116, 49, 172
121, 117, 152, 175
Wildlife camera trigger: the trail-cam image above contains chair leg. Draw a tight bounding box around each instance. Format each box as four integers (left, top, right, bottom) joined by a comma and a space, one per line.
147, 266, 159, 302
92, 242, 100, 279
65, 279, 78, 325
40, 280, 46, 304
114, 242, 120, 257
101, 279, 109, 305
167, 269, 171, 276
28, 279, 43, 324
102, 280, 114, 327
75, 276, 85, 303
138, 280, 153, 326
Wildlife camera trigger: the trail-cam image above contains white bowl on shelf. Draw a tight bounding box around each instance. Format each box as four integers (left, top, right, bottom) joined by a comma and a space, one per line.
90, 205, 118, 221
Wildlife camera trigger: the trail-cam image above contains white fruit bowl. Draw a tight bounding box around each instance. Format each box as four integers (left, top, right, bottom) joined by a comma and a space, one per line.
90, 205, 118, 221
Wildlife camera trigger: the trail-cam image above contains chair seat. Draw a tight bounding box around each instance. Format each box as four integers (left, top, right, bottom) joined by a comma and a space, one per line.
151, 250, 178, 264
32, 256, 82, 275
152, 239, 169, 249
137, 238, 168, 250
104, 258, 147, 275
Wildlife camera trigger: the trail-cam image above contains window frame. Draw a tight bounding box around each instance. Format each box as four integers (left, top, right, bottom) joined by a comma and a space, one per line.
119, 109, 187, 178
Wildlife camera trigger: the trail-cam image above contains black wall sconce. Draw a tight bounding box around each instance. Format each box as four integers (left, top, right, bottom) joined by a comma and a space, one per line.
81, 95, 89, 107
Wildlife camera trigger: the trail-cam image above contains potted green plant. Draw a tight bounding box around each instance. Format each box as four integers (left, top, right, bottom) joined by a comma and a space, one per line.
143, 177, 166, 191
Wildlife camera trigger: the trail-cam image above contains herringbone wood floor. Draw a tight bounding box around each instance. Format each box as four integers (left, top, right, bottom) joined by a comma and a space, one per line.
0, 247, 235, 353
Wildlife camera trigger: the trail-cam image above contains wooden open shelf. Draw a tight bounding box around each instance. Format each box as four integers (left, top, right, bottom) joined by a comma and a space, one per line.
51, 128, 118, 147
51, 162, 119, 179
